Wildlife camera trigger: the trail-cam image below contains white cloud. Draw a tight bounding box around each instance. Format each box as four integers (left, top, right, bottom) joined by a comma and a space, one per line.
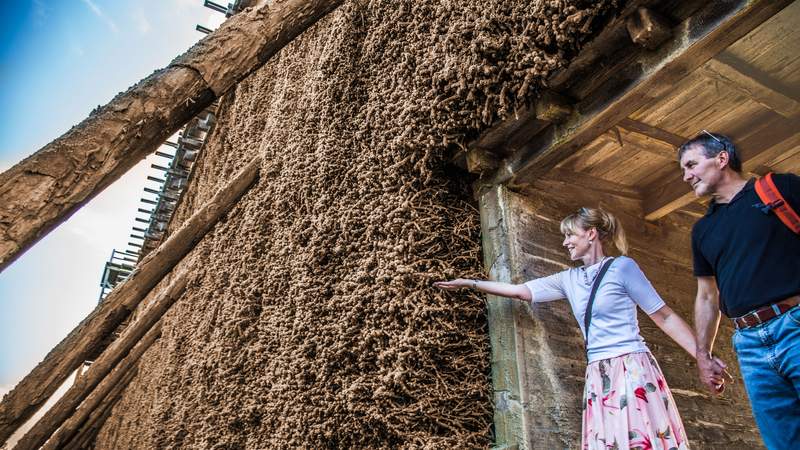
132, 8, 151, 34
80, 0, 120, 34
206, 13, 226, 30
171, 0, 199, 9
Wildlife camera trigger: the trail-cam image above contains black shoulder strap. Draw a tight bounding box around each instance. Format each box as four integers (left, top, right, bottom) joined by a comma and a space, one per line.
583, 258, 615, 349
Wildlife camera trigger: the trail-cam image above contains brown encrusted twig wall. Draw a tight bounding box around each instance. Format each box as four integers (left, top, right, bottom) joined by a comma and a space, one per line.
92, 1, 621, 448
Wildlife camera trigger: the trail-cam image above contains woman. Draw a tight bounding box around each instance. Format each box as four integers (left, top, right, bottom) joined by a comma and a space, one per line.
435, 207, 697, 450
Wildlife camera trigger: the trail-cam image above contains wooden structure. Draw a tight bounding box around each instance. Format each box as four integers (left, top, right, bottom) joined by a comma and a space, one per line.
474, 1, 798, 448
0, 0, 797, 448
0, 0, 342, 445
0, 0, 344, 273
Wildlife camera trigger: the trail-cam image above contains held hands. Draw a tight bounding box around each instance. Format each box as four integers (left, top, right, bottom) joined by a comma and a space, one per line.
433, 279, 475, 291
697, 352, 733, 395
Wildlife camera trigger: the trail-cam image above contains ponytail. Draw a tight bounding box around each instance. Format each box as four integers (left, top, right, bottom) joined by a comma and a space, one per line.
560, 207, 628, 255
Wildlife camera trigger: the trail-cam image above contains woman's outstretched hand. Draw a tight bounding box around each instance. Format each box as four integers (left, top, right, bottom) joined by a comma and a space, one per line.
433, 279, 473, 290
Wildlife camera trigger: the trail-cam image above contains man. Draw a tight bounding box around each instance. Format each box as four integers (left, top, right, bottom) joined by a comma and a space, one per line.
679, 131, 800, 450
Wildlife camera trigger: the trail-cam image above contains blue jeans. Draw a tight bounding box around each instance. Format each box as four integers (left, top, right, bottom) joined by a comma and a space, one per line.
733, 305, 800, 450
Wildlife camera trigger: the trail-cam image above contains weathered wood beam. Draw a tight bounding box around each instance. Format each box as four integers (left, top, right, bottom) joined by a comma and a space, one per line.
63, 367, 139, 450
548, 0, 670, 92
617, 118, 687, 148
626, 7, 672, 50
516, 167, 643, 201
470, 106, 547, 156
643, 116, 800, 220
0, 157, 260, 444
466, 148, 500, 174
702, 57, 800, 118
534, 90, 573, 124
485, 0, 792, 187
29, 320, 166, 450
0, 0, 344, 273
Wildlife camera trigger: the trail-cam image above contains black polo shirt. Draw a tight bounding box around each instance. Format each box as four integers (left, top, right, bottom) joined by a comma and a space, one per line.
691, 173, 800, 318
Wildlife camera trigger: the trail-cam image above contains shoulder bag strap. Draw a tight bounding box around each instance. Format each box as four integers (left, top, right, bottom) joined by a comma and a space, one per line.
583, 257, 615, 352
755, 172, 800, 234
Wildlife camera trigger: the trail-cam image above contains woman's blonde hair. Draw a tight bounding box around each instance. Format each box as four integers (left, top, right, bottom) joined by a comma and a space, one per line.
560, 207, 629, 255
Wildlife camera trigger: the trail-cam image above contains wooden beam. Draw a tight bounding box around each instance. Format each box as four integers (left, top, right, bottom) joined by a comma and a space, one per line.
702, 57, 800, 118
617, 118, 687, 148
31, 320, 166, 450
470, 105, 545, 154
534, 90, 573, 124
626, 7, 673, 50
548, 0, 670, 92
466, 148, 500, 174
63, 367, 138, 450
643, 116, 800, 220
517, 168, 642, 201
485, 0, 792, 187
0, 157, 260, 444
0, 0, 344, 273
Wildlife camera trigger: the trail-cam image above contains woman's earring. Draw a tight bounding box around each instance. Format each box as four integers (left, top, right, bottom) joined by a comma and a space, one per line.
588, 239, 593, 245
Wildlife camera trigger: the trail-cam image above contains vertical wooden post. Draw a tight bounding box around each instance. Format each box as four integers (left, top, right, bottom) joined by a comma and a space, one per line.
479, 186, 526, 448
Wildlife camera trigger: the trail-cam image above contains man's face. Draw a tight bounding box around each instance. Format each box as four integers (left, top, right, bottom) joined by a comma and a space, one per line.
679, 145, 724, 197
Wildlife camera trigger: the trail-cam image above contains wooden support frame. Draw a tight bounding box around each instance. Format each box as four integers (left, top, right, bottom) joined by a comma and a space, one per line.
66, 361, 139, 450
701, 57, 800, 118
478, 186, 527, 448
0, 0, 344, 273
35, 323, 164, 450
483, 0, 792, 187
0, 157, 261, 445
626, 7, 673, 50
64, 367, 139, 450
616, 118, 687, 148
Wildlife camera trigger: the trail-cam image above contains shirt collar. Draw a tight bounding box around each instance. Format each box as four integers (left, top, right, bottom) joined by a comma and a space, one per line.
705, 178, 755, 215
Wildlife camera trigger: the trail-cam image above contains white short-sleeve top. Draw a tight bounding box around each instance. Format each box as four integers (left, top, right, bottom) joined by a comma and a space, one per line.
524, 256, 665, 363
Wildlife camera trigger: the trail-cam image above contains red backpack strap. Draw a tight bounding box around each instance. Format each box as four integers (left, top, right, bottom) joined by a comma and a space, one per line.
755, 172, 800, 234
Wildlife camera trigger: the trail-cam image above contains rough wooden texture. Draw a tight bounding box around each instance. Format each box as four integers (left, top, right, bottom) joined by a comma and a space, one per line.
466, 148, 500, 174
33, 323, 164, 450
0, 157, 260, 445
702, 57, 800, 118
478, 186, 526, 448
504, 184, 763, 449
485, 0, 791, 186
0, 0, 344, 273
626, 7, 672, 50
20, 270, 185, 450
63, 367, 139, 450
534, 90, 573, 124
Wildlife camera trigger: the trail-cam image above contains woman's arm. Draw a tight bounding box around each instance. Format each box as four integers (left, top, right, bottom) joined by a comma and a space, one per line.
648, 305, 697, 358
433, 278, 531, 301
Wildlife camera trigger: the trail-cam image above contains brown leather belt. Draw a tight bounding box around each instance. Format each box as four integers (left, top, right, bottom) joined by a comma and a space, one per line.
733, 295, 800, 330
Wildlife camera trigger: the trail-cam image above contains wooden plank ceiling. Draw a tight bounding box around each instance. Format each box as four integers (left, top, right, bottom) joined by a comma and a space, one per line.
469, 0, 799, 222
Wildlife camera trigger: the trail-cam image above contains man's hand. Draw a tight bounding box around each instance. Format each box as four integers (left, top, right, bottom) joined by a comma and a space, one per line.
697, 352, 733, 395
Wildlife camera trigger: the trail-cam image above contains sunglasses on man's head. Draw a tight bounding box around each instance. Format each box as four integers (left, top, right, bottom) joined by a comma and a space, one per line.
701, 129, 723, 144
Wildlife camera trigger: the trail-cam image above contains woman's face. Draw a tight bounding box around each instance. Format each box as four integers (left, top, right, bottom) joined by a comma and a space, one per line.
562, 226, 594, 261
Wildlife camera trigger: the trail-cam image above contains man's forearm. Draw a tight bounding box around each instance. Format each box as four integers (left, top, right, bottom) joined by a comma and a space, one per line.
695, 295, 721, 354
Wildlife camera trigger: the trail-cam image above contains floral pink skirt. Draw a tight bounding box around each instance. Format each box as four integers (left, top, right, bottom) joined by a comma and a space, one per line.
582, 351, 689, 450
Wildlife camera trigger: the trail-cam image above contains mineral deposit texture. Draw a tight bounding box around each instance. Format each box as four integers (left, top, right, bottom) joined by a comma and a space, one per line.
94, 1, 619, 448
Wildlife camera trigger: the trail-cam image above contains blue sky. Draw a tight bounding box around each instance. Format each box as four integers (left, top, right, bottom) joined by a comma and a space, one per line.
0, 0, 225, 396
